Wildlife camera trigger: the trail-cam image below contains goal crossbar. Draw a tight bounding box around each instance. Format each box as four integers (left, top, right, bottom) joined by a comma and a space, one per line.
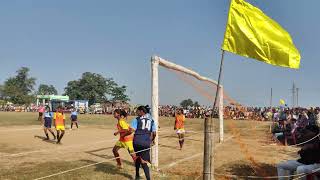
150, 55, 224, 170
156, 56, 222, 88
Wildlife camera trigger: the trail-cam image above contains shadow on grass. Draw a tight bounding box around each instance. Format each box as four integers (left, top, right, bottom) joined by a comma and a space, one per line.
81, 159, 133, 179
34, 135, 57, 144
85, 147, 134, 167
216, 161, 277, 179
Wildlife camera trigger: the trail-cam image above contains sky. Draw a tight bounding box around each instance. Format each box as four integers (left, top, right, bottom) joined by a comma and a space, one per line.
0, 0, 319, 107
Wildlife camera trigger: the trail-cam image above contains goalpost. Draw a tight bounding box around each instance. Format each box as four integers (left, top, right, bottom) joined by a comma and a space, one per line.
150, 55, 224, 170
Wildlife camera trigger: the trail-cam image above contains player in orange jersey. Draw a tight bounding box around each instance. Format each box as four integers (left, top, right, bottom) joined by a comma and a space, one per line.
54, 106, 66, 144
112, 109, 136, 169
175, 109, 185, 150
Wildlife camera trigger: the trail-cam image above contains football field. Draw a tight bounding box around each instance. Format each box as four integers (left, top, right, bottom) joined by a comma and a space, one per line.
0, 112, 297, 180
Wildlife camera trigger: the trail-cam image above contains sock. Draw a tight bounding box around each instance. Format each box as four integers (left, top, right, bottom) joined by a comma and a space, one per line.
71, 123, 73, 129
45, 133, 49, 139
50, 131, 56, 138
115, 157, 122, 166
56, 132, 60, 141
141, 163, 150, 180
135, 159, 141, 177
59, 132, 64, 142
76, 123, 78, 128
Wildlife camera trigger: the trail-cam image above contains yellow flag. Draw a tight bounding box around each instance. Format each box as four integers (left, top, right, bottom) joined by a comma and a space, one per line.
280, 99, 286, 105
222, 0, 301, 69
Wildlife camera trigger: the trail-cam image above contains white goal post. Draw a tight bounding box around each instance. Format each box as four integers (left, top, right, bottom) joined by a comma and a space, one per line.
151, 55, 224, 169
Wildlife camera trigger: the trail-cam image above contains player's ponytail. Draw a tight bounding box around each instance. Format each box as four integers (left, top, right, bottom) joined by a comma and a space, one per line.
114, 109, 121, 115
145, 105, 151, 114
137, 106, 148, 114
120, 109, 128, 118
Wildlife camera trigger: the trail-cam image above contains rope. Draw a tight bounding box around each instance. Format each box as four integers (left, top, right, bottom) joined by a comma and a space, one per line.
287, 133, 320, 147
33, 146, 153, 180
215, 166, 320, 179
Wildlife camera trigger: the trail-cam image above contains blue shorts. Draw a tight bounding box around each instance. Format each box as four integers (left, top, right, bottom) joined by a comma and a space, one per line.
44, 117, 52, 128
133, 143, 151, 163
71, 115, 78, 121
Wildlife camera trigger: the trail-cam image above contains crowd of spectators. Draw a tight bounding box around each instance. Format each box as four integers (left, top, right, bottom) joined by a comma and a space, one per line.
270, 107, 320, 146
0, 104, 38, 112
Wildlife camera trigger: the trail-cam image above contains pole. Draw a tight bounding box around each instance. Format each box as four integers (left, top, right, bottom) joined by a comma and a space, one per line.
203, 117, 213, 180
270, 88, 273, 108
203, 50, 225, 180
292, 82, 296, 108
296, 88, 299, 107
151, 57, 159, 170
214, 51, 225, 143
219, 87, 224, 143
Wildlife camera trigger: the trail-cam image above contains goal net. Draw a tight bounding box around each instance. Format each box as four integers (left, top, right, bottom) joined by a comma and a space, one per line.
150, 56, 239, 171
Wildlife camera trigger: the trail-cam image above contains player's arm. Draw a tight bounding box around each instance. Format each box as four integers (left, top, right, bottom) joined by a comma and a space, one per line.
53, 114, 56, 127
151, 120, 157, 144
130, 118, 138, 132
121, 129, 133, 138
115, 128, 132, 136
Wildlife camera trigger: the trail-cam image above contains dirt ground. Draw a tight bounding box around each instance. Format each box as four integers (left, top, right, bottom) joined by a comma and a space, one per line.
0, 112, 299, 180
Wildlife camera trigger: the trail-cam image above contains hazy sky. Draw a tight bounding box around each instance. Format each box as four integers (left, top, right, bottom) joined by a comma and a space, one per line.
0, 0, 319, 107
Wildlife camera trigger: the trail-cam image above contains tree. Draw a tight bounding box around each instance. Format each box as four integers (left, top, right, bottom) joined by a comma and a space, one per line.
64, 72, 129, 105
0, 85, 3, 99
111, 85, 130, 102
2, 67, 36, 104
194, 101, 200, 107
37, 84, 58, 95
180, 99, 194, 108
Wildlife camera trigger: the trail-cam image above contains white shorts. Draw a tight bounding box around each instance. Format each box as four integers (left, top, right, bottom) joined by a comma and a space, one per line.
176, 129, 185, 134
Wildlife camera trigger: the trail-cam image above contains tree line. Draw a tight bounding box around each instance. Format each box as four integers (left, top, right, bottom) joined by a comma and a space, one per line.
0, 67, 130, 105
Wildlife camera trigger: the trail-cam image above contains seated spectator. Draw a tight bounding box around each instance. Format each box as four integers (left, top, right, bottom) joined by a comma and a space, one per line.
277, 140, 320, 180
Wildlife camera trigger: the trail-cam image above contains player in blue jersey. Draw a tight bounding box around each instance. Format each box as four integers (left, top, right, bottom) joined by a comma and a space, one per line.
70, 108, 79, 130
42, 107, 56, 140
131, 105, 157, 180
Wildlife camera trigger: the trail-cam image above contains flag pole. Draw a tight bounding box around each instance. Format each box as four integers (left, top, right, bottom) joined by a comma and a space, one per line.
213, 50, 225, 108
203, 50, 225, 180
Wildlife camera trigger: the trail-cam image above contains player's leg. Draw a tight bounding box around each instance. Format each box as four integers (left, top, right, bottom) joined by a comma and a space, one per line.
180, 133, 185, 149
56, 130, 60, 143
125, 141, 137, 162
48, 128, 56, 140
138, 146, 151, 180
177, 131, 183, 149
70, 121, 73, 129
140, 158, 151, 180
58, 130, 65, 143
112, 143, 122, 168
135, 157, 141, 179
44, 128, 49, 140
133, 144, 142, 179
75, 121, 79, 128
